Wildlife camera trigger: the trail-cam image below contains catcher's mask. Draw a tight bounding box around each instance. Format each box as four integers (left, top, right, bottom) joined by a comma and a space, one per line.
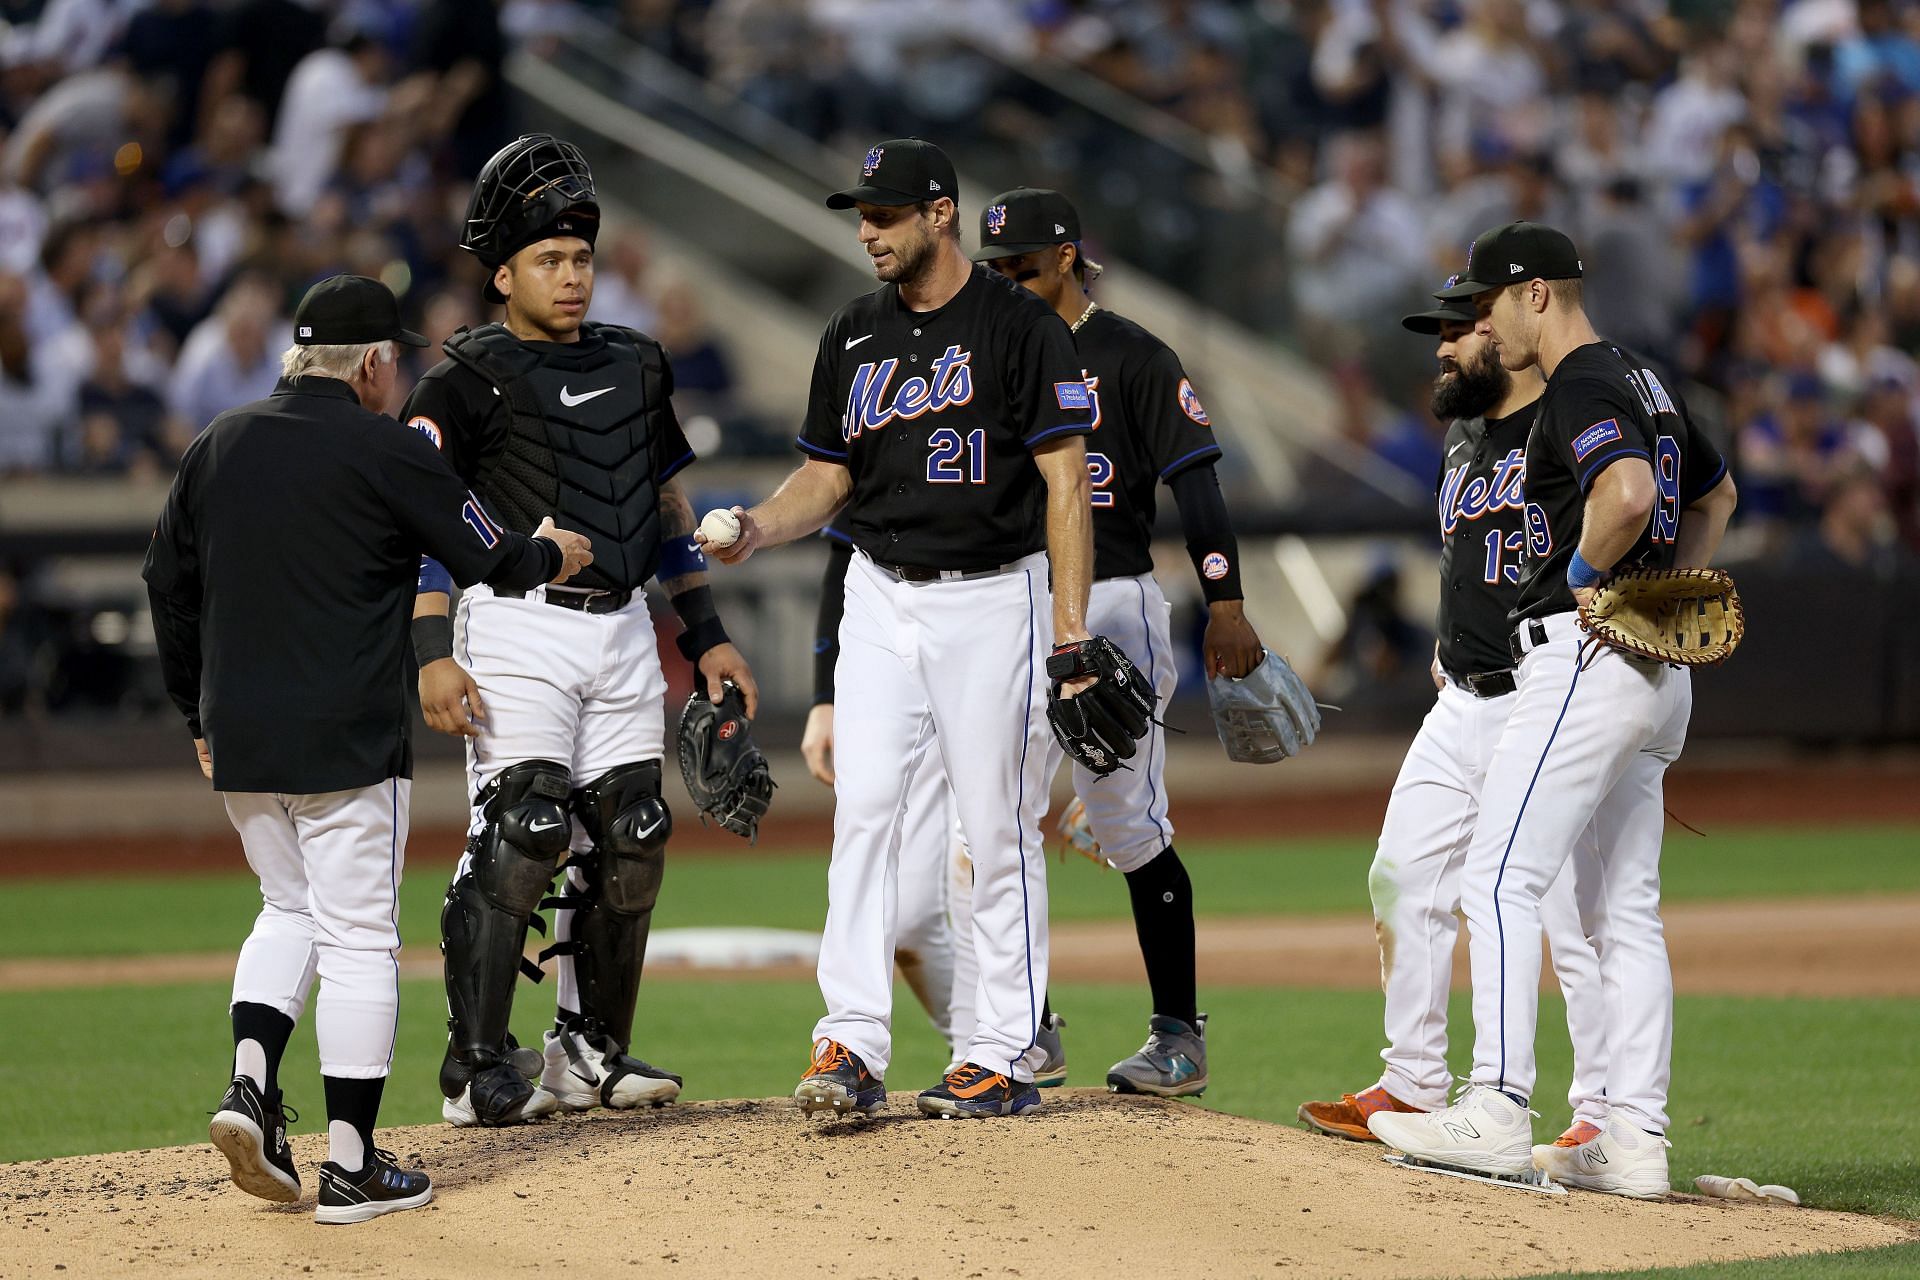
462, 134, 602, 303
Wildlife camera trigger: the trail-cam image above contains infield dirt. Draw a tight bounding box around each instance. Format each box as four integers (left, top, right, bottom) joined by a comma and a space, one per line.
1, 1093, 1909, 1279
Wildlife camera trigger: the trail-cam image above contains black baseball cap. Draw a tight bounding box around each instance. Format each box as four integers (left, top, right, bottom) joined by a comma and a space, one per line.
969, 187, 1080, 261
293, 275, 428, 347
1402, 273, 1478, 333
826, 138, 958, 209
1433, 221, 1584, 300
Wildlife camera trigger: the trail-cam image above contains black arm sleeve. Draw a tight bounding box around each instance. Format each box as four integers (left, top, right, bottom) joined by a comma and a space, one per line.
372, 423, 560, 589
813, 538, 854, 705
1168, 463, 1244, 603
140, 466, 205, 737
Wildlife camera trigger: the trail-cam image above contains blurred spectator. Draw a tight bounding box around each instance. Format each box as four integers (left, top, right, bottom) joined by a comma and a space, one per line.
1644, 45, 1749, 184
165, 271, 287, 437
269, 18, 393, 217
1851, 372, 1920, 548
122, 0, 222, 150
1834, 0, 1920, 106
204, 0, 327, 124
1788, 461, 1910, 578
0, 270, 76, 473
652, 278, 734, 401
410, 0, 509, 178
67, 314, 180, 475
1286, 131, 1426, 357
1737, 370, 1868, 530
591, 232, 659, 333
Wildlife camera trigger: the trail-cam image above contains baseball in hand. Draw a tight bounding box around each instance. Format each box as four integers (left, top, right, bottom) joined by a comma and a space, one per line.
699, 508, 742, 549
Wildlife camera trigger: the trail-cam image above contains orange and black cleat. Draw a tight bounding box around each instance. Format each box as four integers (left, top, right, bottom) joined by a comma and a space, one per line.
916, 1062, 1042, 1119
794, 1039, 886, 1117
1297, 1085, 1428, 1142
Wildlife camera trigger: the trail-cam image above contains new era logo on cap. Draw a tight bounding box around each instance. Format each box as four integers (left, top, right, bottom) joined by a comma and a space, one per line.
298, 326, 313, 338
1054, 223, 1066, 234
1510, 263, 1525, 273
928, 179, 941, 192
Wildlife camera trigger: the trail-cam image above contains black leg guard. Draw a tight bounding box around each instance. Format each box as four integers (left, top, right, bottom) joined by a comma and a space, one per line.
439, 760, 571, 1119
568, 761, 669, 1062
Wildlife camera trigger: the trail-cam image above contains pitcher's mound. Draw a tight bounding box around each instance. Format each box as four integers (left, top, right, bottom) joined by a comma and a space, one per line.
1, 1092, 1908, 1278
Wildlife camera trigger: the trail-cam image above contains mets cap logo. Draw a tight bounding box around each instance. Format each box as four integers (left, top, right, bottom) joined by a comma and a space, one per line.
986, 204, 1008, 236
862, 146, 884, 178
1444, 273, 1461, 289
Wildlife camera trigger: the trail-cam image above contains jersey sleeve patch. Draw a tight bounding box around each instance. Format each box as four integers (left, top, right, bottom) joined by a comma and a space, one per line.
1178, 379, 1210, 425
1202, 552, 1231, 580
461, 495, 501, 549
1571, 418, 1623, 462
1055, 380, 1092, 411
407, 415, 442, 450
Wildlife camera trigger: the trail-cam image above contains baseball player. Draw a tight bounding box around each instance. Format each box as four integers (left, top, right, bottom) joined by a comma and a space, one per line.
1369, 223, 1739, 1198
1297, 278, 1610, 1144
406, 134, 759, 1127
146, 275, 592, 1222
702, 138, 1105, 1119
965, 187, 1269, 1095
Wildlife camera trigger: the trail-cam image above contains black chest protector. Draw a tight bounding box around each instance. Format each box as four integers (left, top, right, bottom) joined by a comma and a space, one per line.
444, 324, 668, 593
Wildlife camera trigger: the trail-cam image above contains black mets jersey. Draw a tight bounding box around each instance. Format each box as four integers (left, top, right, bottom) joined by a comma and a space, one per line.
1516, 343, 1728, 622
1435, 403, 1536, 677
797, 265, 1094, 568
1071, 307, 1224, 579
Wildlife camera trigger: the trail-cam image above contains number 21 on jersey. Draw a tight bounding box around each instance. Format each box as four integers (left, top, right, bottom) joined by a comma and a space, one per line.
927, 427, 986, 484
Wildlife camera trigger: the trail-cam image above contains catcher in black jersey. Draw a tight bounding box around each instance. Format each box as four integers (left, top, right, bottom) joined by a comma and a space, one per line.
964, 186, 1282, 1096
406, 134, 759, 1128
1368, 223, 1738, 1198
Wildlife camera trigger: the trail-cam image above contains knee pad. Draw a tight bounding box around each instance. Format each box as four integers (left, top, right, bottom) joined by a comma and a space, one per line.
468, 759, 573, 915
574, 761, 669, 916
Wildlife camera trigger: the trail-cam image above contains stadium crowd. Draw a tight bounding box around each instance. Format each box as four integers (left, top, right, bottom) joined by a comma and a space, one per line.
0, 0, 1914, 573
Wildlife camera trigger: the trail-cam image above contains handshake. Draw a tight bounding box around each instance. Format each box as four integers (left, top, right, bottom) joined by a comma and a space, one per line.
533, 516, 594, 583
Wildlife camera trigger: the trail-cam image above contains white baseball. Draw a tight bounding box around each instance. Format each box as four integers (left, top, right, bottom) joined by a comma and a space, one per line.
699, 508, 742, 548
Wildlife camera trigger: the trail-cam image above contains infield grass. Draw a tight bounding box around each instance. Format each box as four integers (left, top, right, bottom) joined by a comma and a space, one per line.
11, 824, 1919, 960
1540, 1244, 1920, 1278
4, 980, 1916, 1225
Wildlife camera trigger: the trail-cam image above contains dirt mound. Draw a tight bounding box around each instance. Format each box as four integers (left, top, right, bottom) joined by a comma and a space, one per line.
1, 1094, 1907, 1279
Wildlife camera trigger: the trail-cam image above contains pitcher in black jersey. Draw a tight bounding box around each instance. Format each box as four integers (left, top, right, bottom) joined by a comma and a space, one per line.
1368, 224, 1739, 1199
1298, 278, 1608, 1150
404, 135, 758, 1128
702, 139, 1104, 1120
961, 186, 1271, 1096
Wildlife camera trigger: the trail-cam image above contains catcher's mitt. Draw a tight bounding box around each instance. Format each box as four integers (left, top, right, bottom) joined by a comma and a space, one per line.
677, 682, 774, 841
1207, 649, 1321, 764
1577, 567, 1744, 667
1045, 636, 1155, 777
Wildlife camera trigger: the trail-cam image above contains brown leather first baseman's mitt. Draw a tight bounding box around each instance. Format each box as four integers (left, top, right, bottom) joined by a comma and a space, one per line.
1577, 567, 1745, 667
677, 682, 774, 841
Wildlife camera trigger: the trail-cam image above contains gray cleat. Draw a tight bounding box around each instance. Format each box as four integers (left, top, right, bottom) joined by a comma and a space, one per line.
1034, 1012, 1068, 1086
1107, 1014, 1208, 1097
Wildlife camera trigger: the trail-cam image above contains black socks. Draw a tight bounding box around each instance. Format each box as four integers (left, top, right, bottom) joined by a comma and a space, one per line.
230, 1001, 294, 1097
323, 1075, 386, 1172
1124, 847, 1198, 1029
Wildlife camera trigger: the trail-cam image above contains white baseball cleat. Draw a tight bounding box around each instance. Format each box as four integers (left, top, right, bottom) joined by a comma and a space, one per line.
1368, 1083, 1537, 1178
541, 1027, 682, 1111
1533, 1116, 1672, 1200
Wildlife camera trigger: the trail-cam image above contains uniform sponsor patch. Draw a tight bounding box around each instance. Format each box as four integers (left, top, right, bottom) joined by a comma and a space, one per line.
1055, 381, 1091, 410
408, 415, 442, 450
1202, 552, 1230, 580
1178, 379, 1210, 425
1571, 418, 1623, 462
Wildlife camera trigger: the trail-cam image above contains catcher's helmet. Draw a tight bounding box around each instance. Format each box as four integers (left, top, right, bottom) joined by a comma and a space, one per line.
462, 134, 601, 302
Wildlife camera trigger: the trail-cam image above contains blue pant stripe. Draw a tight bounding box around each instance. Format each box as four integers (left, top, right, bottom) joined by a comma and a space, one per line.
1013, 570, 1039, 1064
1133, 580, 1172, 848
1493, 643, 1583, 1093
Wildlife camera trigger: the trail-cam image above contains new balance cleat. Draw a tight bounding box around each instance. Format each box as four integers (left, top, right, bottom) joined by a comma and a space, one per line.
1533, 1117, 1672, 1200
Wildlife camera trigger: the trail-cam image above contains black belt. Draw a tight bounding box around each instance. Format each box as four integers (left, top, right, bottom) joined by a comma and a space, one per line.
1460, 669, 1516, 699
495, 586, 633, 614
1508, 618, 1549, 666
871, 558, 1019, 583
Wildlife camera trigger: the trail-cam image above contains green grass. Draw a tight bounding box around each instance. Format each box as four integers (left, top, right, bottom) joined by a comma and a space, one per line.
5, 981, 1915, 1223
13, 824, 1919, 960
1537, 1245, 1920, 1278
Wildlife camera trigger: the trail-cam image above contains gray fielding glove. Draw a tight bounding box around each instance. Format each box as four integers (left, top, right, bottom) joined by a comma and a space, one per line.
1046, 636, 1156, 777
677, 682, 774, 841
1207, 648, 1320, 763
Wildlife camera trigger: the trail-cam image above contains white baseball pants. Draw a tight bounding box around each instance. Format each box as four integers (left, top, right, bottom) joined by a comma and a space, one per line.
1462, 611, 1692, 1134
224, 778, 410, 1079
1370, 679, 1609, 1119
814, 551, 1054, 1082
452, 585, 669, 1018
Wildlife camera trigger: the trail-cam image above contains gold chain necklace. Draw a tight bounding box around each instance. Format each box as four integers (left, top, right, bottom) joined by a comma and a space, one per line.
1070, 300, 1099, 333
